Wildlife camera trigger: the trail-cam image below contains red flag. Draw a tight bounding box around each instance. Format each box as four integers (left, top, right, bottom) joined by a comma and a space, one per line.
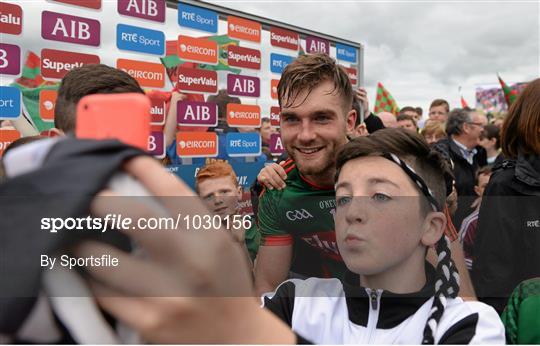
460, 96, 469, 108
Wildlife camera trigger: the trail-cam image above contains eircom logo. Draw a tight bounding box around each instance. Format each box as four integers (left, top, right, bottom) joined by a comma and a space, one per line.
177, 35, 218, 65
176, 131, 217, 158
117, 58, 165, 88
227, 16, 260, 43
227, 104, 260, 127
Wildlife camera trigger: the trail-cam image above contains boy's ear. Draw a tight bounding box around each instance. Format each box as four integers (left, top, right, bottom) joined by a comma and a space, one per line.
421, 211, 446, 247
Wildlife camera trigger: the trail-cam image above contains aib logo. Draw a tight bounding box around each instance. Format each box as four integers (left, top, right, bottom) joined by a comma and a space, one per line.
227, 74, 259, 98
42, 11, 100, 46
118, 0, 165, 22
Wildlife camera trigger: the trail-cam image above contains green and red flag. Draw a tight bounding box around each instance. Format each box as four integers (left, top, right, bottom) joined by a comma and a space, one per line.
497, 74, 519, 107
197, 35, 241, 73
10, 51, 59, 132
374, 82, 399, 115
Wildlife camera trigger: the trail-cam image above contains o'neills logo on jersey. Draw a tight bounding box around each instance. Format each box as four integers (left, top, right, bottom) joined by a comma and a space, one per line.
270, 106, 280, 127
0, 2, 23, 35
178, 35, 218, 65
227, 103, 260, 127
270, 27, 299, 51
227, 45, 260, 70
177, 67, 217, 94
41, 49, 100, 79
176, 131, 218, 158
344, 66, 358, 85
117, 58, 165, 88
227, 16, 260, 43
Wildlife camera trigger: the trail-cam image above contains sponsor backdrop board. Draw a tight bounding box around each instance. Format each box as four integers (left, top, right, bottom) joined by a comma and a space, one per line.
2, 0, 362, 209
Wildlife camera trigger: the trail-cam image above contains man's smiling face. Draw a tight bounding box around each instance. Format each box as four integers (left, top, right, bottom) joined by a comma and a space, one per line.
280, 80, 355, 183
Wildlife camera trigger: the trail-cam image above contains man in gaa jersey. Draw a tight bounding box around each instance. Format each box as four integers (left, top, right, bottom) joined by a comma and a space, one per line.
254, 53, 356, 295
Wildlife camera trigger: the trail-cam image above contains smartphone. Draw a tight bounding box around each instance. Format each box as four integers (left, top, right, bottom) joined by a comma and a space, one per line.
75, 93, 151, 150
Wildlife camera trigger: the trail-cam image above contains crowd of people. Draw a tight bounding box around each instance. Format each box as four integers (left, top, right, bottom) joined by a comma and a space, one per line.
0, 53, 539, 344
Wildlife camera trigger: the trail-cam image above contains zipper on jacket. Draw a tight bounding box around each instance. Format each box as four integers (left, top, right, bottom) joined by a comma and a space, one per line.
365, 288, 382, 344
370, 290, 378, 310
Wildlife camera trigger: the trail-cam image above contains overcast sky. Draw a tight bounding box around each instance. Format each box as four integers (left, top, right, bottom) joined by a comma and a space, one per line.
5, 0, 538, 117
213, 0, 540, 113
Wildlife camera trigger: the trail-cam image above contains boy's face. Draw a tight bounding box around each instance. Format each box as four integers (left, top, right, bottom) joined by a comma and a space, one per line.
335, 156, 431, 276
280, 80, 355, 180
260, 121, 273, 144
398, 119, 417, 132
428, 105, 448, 122
197, 176, 242, 217
474, 172, 491, 197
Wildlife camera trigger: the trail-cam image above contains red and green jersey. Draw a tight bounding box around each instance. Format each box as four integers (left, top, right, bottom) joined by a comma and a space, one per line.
257, 159, 346, 279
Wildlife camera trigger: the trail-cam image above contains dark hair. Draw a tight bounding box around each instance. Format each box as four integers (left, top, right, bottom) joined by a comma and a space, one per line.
54, 64, 144, 133
3, 135, 47, 156
399, 106, 418, 116
482, 124, 500, 150
396, 114, 417, 126
336, 128, 450, 212
445, 108, 472, 136
415, 107, 423, 116
430, 99, 450, 112
501, 78, 540, 157
207, 89, 241, 122
335, 128, 459, 344
261, 117, 271, 125
0, 135, 47, 183
278, 53, 353, 112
